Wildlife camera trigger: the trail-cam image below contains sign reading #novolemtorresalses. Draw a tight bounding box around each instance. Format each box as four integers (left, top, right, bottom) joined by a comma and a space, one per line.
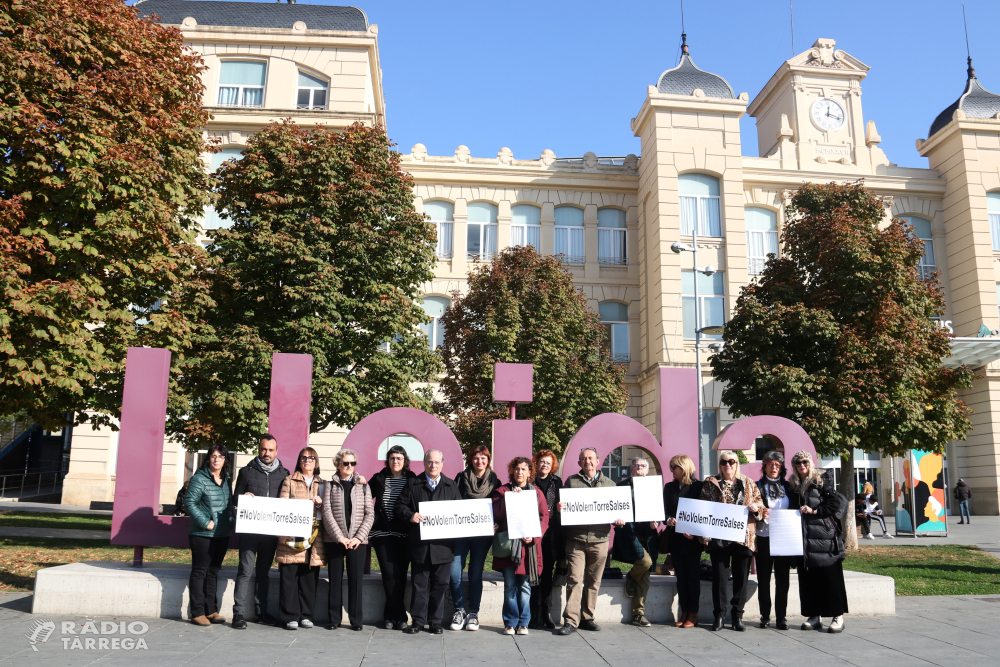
418, 498, 494, 540
675, 497, 749, 542
236, 495, 314, 538
559, 486, 633, 526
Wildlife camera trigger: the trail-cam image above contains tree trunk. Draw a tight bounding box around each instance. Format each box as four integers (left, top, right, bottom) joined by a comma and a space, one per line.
840, 452, 859, 550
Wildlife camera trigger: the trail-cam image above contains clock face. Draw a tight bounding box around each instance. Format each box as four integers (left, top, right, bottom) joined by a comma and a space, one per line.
811, 98, 846, 131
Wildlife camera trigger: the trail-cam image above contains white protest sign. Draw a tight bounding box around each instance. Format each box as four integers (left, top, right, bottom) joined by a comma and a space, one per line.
631, 475, 666, 522
418, 498, 494, 540
767, 509, 804, 556
505, 489, 542, 539
559, 486, 633, 526
236, 495, 314, 538
675, 497, 748, 542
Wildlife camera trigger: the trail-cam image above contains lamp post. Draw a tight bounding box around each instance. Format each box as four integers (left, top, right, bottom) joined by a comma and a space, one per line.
671, 236, 721, 477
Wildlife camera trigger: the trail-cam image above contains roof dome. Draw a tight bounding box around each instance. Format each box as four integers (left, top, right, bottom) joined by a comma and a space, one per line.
656, 34, 735, 99
929, 58, 1000, 138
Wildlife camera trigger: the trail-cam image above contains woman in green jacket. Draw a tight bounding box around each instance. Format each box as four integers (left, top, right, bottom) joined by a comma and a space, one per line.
185, 443, 234, 626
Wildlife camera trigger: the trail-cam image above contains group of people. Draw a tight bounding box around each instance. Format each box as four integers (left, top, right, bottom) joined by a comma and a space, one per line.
183, 435, 852, 635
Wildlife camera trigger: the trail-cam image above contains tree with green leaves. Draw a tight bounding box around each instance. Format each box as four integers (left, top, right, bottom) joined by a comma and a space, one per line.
435, 245, 630, 457
711, 181, 974, 547
173, 121, 441, 450
0, 0, 214, 431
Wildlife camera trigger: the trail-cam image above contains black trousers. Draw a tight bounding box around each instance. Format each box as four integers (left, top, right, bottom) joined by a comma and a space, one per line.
710, 543, 752, 617
189, 535, 229, 618
530, 529, 563, 625
278, 558, 320, 624
326, 542, 366, 627
857, 514, 872, 535
372, 536, 410, 624
410, 562, 450, 628
670, 547, 702, 614
754, 537, 792, 621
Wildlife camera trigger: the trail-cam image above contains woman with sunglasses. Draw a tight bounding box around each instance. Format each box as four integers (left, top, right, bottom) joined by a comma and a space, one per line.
275, 447, 325, 630
755, 450, 794, 629
185, 444, 234, 626
662, 454, 702, 628
789, 450, 849, 633
322, 448, 373, 630
699, 450, 764, 631
369, 445, 417, 629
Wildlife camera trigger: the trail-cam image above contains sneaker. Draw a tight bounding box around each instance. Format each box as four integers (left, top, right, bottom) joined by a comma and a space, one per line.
883, 534, 895, 539
801, 617, 821, 631
864, 533, 876, 540
465, 612, 480, 631
285, 621, 298, 630
504, 626, 515, 635
827, 616, 845, 633
623, 577, 637, 598
449, 608, 467, 631
516, 626, 529, 635
632, 614, 651, 627
299, 619, 314, 629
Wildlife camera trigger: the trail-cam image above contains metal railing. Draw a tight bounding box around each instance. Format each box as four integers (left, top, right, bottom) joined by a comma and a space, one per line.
0, 466, 65, 499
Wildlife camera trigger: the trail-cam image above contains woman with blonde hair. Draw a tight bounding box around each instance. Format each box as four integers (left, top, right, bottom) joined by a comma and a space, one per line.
699, 450, 764, 631
662, 454, 702, 628
790, 450, 849, 633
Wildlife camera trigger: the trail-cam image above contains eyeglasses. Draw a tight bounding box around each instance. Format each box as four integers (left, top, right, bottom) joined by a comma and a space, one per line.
209, 454, 226, 461
340, 461, 356, 467
720, 460, 738, 467
388, 455, 405, 461
300, 456, 317, 462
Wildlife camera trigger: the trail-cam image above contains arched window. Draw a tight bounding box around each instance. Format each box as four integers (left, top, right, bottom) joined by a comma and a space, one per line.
599, 301, 630, 362
679, 173, 721, 237
988, 193, 1000, 251
204, 147, 244, 230
554, 206, 585, 263
467, 202, 498, 261
511, 204, 541, 252
424, 201, 454, 259
419, 296, 450, 349
745, 207, 778, 276
218, 60, 266, 107
296, 71, 328, 110
900, 215, 935, 280
597, 208, 627, 265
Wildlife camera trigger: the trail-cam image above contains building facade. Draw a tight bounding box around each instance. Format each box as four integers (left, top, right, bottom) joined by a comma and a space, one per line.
61, 1, 1000, 516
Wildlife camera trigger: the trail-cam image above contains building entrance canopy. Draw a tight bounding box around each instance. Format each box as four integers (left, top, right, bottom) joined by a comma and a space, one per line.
944, 337, 1000, 369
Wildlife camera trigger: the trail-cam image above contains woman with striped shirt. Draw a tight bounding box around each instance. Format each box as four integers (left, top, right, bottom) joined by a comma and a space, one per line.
369, 445, 417, 629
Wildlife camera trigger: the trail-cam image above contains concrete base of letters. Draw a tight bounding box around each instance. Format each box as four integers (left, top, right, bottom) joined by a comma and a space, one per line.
33, 561, 894, 623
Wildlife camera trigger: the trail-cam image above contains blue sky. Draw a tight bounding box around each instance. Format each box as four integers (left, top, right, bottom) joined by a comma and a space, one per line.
175, 0, 1000, 169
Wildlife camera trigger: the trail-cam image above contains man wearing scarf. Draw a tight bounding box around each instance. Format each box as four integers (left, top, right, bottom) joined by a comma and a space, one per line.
231, 434, 290, 629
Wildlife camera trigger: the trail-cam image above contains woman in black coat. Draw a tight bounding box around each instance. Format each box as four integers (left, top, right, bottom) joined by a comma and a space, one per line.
789, 450, 849, 634
755, 450, 794, 629
662, 454, 702, 628
367, 446, 417, 630
529, 449, 564, 629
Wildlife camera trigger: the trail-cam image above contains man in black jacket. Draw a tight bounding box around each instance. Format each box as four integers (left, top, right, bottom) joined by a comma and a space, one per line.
231, 434, 290, 629
394, 449, 461, 634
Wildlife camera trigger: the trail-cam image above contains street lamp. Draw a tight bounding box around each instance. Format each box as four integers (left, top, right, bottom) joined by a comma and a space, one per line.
671, 237, 721, 478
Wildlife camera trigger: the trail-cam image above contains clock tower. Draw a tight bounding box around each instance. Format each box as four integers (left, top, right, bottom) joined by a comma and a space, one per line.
747, 38, 890, 173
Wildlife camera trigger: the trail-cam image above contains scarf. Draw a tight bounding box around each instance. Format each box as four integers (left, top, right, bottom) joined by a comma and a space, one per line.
763, 475, 785, 501
459, 467, 498, 499
508, 483, 540, 587
257, 456, 280, 474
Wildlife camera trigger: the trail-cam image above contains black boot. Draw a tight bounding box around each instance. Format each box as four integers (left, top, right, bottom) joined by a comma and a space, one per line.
711, 614, 724, 631
541, 604, 556, 629
759, 616, 770, 629
732, 611, 745, 632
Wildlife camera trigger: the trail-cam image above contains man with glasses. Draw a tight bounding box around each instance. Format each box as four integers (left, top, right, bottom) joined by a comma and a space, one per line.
231, 434, 289, 628
555, 447, 619, 635
614, 457, 658, 627
394, 449, 462, 634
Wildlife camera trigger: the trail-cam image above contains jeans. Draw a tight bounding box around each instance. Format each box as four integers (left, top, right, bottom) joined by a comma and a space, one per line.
232, 533, 278, 617
189, 535, 229, 618
960, 499, 971, 522
448, 535, 491, 612
502, 568, 531, 629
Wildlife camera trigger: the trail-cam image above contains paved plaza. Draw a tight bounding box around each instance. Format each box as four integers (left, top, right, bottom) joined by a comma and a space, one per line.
0, 591, 996, 666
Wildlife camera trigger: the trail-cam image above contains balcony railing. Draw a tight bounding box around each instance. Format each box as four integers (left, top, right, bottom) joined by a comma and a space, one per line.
748, 257, 767, 276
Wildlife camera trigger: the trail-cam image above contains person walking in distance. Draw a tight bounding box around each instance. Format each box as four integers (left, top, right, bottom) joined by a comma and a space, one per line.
231, 434, 289, 628
954, 478, 972, 524
394, 449, 462, 634
185, 444, 234, 626
368, 446, 417, 629
555, 447, 619, 635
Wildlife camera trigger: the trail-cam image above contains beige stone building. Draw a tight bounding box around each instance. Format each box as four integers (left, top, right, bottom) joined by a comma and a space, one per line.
59, 1, 1000, 515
